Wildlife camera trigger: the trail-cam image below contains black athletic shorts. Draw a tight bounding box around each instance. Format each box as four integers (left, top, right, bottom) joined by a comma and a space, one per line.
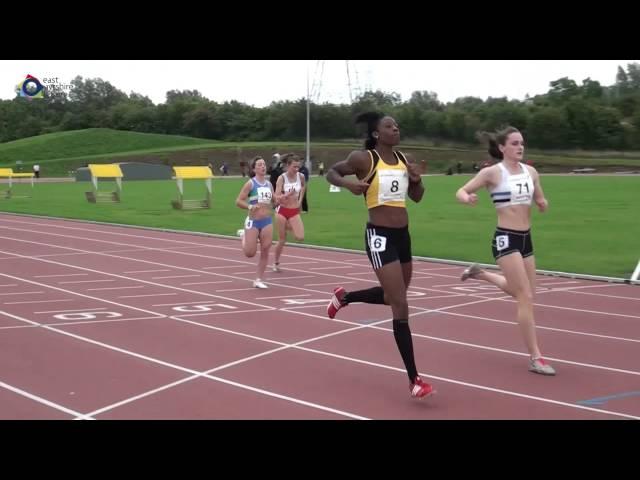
491, 226, 534, 260
365, 222, 412, 270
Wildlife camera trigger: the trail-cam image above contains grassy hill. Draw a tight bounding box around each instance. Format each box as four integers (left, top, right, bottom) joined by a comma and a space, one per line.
1, 128, 639, 177
0, 128, 218, 163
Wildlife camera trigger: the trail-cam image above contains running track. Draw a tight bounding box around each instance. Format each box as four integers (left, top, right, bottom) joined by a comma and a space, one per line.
0, 213, 638, 420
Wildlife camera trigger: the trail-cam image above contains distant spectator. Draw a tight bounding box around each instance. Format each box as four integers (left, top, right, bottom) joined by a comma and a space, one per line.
33, 164, 40, 178
456, 161, 462, 174
299, 162, 310, 213
268, 156, 284, 190
318, 161, 325, 176
239, 159, 248, 177
271, 153, 281, 171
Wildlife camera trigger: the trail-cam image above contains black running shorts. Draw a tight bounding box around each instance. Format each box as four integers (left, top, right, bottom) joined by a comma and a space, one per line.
364, 223, 412, 270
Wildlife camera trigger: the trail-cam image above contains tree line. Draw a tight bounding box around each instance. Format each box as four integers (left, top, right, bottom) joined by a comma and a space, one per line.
2, 63, 640, 150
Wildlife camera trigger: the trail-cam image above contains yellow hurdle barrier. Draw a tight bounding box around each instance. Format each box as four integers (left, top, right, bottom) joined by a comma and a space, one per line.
171, 166, 214, 210
85, 164, 124, 203
0, 167, 35, 199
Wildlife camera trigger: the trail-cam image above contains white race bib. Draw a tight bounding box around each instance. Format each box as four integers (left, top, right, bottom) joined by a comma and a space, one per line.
244, 217, 253, 229
377, 169, 407, 203
496, 235, 509, 251
257, 186, 272, 204
507, 172, 533, 205
369, 235, 387, 253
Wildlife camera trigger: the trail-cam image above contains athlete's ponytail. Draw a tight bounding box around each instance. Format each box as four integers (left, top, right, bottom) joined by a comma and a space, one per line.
355, 111, 384, 150
477, 126, 520, 160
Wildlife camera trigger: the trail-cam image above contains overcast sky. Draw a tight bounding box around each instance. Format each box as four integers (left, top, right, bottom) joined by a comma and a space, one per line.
2, 60, 637, 106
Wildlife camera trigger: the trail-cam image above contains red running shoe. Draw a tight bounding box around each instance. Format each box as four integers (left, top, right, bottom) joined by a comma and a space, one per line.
410, 376, 434, 398
327, 286, 347, 319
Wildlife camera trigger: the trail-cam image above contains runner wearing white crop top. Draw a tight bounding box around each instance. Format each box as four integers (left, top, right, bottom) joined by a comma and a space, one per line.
455, 126, 555, 376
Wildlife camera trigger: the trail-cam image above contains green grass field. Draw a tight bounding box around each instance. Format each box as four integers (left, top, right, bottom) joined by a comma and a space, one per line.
1, 175, 637, 279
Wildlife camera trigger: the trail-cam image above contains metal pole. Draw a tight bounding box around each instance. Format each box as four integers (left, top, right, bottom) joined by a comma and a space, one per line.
306, 63, 311, 171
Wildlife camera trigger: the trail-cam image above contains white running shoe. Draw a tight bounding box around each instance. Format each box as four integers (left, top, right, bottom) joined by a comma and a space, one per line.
461, 263, 483, 281
529, 357, 556, 376
253, 279, 268, 289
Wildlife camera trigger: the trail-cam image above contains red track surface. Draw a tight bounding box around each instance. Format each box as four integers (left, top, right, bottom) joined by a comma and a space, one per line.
0, 213, 638, 419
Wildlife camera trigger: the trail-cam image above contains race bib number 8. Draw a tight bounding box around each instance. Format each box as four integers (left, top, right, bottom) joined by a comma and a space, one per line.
496, 235, 509, 251
378, 170, 407, 203
369, 235, 387, 253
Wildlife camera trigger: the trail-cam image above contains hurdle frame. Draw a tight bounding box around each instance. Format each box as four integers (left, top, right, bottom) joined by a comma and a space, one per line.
85, 164, 123, 203
0, 168, 35, 199
171, 166, 214, 210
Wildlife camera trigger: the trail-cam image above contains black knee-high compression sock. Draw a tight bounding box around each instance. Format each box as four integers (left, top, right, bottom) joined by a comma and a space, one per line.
343, 286, 385, 305
392, 319, 418, 382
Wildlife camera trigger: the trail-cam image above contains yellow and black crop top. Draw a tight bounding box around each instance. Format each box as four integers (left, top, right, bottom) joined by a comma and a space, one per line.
362, 149, 409, 209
